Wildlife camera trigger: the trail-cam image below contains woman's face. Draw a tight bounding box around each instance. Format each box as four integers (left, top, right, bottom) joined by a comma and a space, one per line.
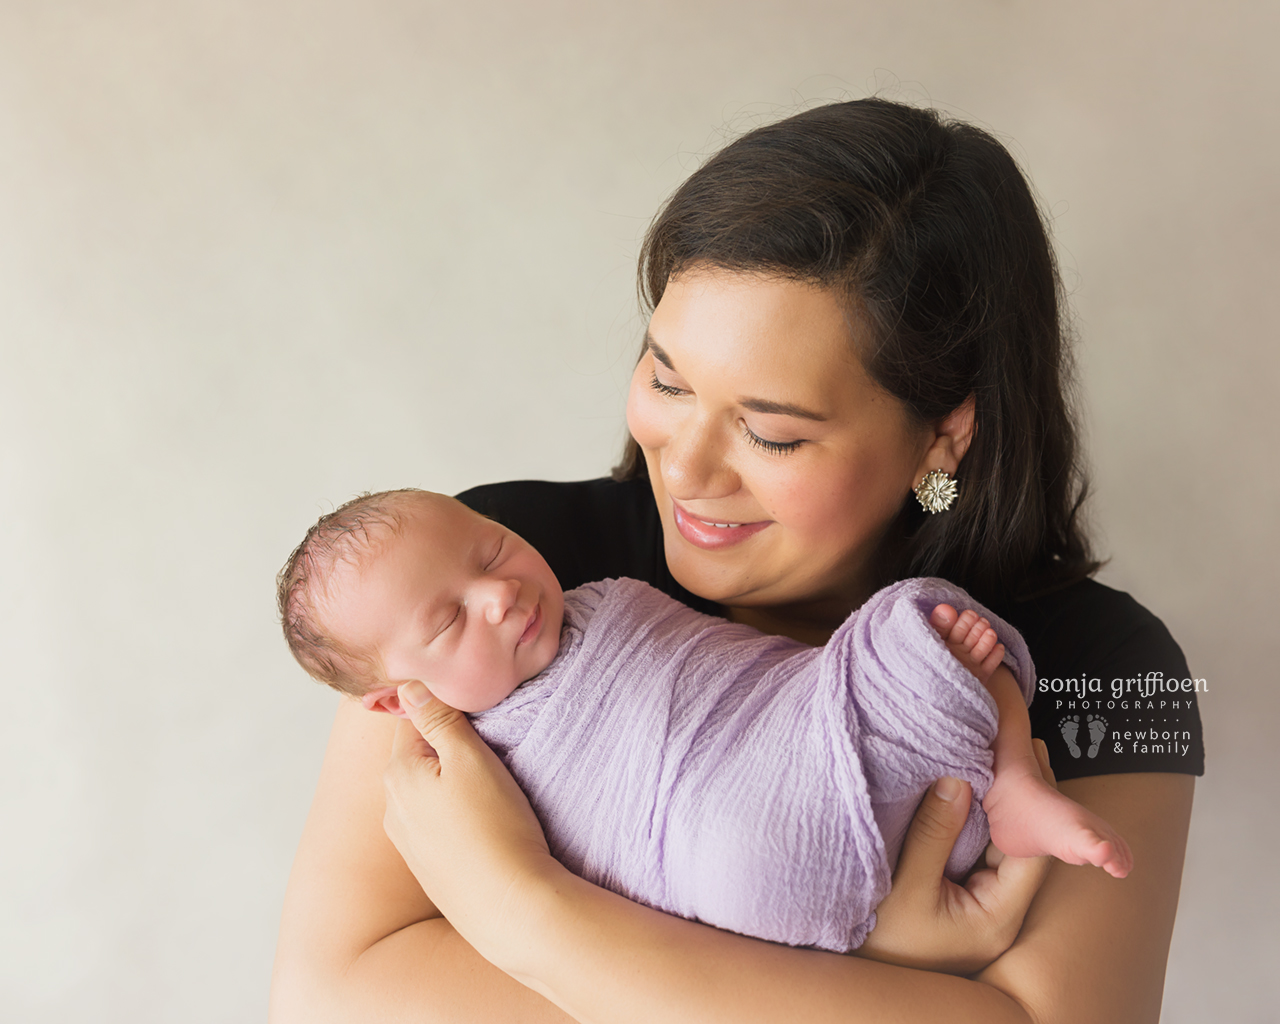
626, 269, 932, 625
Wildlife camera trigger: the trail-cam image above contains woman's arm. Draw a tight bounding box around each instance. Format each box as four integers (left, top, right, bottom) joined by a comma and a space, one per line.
272, 689, 1192, 1024
385, 688, 1194, 1024
977, 772, 1194, 1021
269, 694, 1038, 1023
506, 774, 1190, 1024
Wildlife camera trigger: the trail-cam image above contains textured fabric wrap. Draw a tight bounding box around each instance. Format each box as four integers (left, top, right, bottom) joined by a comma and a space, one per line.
470, 576, 1034, 952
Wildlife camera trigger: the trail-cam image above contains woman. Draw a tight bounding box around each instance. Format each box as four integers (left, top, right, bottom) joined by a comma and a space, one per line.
270, 99, 1201, 1023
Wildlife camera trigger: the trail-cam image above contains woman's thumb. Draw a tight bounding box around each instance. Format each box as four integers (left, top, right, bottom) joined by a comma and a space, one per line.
392, 681, 470, 760
893, 777, 971, 884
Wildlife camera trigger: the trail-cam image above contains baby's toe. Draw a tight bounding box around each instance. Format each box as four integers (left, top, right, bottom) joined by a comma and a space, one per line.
952, 609, 981, 642
930, 603, 959, 636
1079, 830, 1132, 879
970, 627, 999, 660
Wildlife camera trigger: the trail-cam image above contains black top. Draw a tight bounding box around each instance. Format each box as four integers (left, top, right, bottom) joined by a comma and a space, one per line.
459, 477, 1204, 782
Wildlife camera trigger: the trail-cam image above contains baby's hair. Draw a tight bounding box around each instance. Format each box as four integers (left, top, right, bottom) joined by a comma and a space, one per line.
277, 488, 429, 697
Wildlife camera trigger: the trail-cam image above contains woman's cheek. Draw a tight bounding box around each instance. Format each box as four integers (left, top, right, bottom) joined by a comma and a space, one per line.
770, 460, 876, 537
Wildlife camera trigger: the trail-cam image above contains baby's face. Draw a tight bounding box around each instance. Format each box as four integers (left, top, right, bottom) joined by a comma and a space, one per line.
325, 495, 564, 713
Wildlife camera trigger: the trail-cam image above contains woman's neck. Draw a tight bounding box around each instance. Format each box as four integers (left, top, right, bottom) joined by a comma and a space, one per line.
727, 591, 869, 647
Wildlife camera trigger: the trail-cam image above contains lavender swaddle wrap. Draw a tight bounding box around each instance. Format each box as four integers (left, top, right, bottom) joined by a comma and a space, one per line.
470, 576, 1034, 952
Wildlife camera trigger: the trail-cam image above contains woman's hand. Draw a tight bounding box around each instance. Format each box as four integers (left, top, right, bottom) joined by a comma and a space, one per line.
855, 741, 1056, 975
382, 680, 559, 976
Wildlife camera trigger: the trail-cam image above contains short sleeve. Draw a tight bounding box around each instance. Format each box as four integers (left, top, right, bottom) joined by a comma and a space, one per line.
456, 477, 722, 617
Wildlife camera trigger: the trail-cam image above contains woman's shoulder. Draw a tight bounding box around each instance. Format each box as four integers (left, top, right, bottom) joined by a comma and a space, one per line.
457, 476, 654, 527
999, 577, 1177, 661
456, 478, 720, 618
456, 477, 659, 592
995, 578, 1205, 780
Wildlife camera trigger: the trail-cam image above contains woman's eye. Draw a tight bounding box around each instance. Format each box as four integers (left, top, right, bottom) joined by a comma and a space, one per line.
649, 372, 686, 398
742, 423, 804, 455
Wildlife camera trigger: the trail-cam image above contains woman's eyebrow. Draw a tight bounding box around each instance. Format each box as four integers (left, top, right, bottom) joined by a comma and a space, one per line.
645, 333, 678, 371
645, 333, 827, 422
738, 396, 827, 422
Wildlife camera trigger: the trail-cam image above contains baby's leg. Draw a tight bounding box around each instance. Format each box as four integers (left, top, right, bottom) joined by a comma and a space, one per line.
931, 605, 1133, 879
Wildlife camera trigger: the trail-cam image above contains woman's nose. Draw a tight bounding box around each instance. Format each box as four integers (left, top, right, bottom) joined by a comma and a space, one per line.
477, 577, 521, 625
661, 413, 740, 500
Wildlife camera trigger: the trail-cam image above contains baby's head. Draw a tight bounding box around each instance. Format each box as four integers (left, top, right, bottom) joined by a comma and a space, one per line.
278, 489, 565, 715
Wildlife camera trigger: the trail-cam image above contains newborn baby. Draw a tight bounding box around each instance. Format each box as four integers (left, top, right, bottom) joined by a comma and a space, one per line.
279, 488, 1130, 951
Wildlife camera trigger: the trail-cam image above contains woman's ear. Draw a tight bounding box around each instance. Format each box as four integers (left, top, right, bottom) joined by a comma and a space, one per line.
360, 685, 410, 718
915, 394, 976, 483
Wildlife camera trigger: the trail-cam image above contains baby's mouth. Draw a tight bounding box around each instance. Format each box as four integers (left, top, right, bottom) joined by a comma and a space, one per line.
518, 603, 542, 646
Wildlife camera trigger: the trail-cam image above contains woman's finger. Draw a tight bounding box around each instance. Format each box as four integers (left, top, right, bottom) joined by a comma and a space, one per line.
892, 777, 972, 889
385, 681, 543, 850
963, 844, 1052, 962
388, 692, 434, 764
963, 739, 1055, 924
1032, 738, 1056, 786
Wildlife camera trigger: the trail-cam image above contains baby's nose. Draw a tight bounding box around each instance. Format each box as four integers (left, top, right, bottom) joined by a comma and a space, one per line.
482, 578, 521, 624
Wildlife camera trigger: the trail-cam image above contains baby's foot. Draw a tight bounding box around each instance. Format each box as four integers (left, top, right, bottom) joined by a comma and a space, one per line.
930, 604, 1132, 879
930, 604, 1006, 685
984, 767, 1134, 878
1059, 715, 1081, 758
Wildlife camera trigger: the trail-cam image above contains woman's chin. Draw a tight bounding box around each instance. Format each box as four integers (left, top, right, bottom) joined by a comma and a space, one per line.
664, 549, 762, 608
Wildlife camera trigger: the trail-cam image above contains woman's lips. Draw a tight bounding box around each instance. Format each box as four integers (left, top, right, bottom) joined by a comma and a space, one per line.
517, 603, 543, 645
671, 501, 772, 550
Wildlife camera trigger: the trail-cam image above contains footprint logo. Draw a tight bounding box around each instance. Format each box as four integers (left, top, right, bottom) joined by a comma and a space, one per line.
1059, 715, 1082, 758
1086, 714, 1108, 758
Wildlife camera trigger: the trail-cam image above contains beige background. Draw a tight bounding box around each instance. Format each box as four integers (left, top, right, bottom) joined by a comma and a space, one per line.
1, 1, 1276, 1020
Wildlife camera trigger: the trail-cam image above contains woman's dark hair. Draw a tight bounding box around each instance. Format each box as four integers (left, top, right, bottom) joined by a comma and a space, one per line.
615, 98, 1099, 604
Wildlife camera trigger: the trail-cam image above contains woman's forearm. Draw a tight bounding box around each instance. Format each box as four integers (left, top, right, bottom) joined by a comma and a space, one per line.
291, 700, 1191, 1024
277, 701, 1020, 1024
499, 774, 1192, 1024
519, 869, 1031, 1024
296, 696, 1026, 1024
383, 684, 1192, 1024
275, 885, 1026, 1024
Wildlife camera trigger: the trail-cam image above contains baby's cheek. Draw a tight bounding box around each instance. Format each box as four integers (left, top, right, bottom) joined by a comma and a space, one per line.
531, 631, 560, 678
440, 670, 520, 715
420, 675, 472, 713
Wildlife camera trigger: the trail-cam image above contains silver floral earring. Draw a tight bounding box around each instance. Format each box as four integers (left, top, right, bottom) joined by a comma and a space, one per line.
914, 469, 958, 514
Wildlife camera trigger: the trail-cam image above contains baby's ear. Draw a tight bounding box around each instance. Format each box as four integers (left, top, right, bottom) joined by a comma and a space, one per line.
360, 685, 410, 718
